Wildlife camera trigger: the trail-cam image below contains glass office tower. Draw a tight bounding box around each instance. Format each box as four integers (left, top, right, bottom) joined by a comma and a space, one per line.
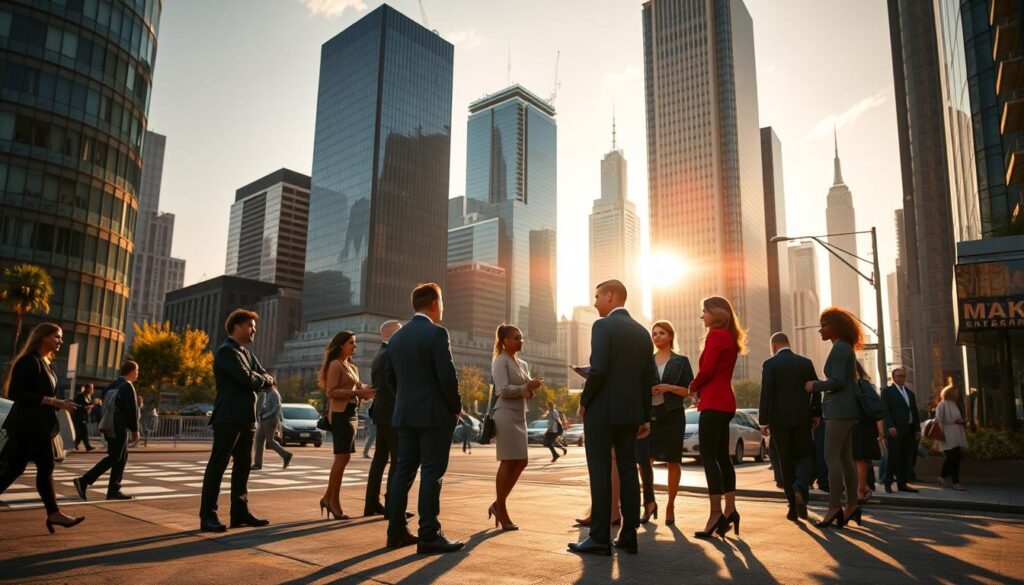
0, 0, 161, 383
302, 4, 453, 326
463, 85, 557, 343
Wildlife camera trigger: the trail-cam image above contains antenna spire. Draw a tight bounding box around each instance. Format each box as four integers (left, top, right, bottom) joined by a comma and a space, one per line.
612, 105, 617, 150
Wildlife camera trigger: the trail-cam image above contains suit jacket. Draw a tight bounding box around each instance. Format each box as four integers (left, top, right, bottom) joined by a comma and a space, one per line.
581, 309, 658, 426
690, 328, 739, 413
73, 390, 92, 423
369, 342, 397, 427
758, 348, 821, 428
103, 377, 140, 438
811, 340, 860, 419
656, 353, 694, 412
388, 315, 461, 428
882, 384, 920, 435
2, 353, 59, 437
209, 338, 274, 427
258, 387, 283, 422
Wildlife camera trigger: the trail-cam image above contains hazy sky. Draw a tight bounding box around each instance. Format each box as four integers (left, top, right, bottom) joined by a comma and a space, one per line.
149, 0, 901, 330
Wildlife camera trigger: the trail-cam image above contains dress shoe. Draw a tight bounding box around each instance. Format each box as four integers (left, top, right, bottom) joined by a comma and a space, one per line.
106, 492, 133, 500
898, 485, 919, 493
250, 465, 262, 470
230, 514, 270, 528
794, 491, 809, 520
417, 531, 464, 554
786, 507, 799, 522
364, 503, 388, 516
568, 536, 612, 556
613, 535, 638, 554
72, 477, 88, 501
386, 531, 418, 548
283, 453, 293, 469
200, 517, 228, 533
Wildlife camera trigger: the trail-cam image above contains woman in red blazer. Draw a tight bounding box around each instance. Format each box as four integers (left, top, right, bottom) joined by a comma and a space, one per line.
689, 296, 745, 538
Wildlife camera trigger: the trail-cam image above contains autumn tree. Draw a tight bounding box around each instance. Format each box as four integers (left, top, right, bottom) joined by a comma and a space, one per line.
456, 364, 488, 413
129, 321, 214, 408
0, 263, 54, 351
733, 379, 761, 409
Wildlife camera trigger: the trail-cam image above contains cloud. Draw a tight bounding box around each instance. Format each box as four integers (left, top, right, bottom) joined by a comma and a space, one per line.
296, 0, 367, 19
604, 64, 642, 84
446, 28, 482, 49
801, 88, 889, 143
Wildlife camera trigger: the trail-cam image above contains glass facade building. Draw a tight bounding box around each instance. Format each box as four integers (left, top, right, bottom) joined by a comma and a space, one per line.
760, 127, 792, 335
589, 136, 641, 318
0, 0, 161, 383
464, 85, 557, 344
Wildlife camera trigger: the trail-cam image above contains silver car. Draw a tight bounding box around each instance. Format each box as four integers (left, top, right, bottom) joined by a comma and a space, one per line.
681, 409, 768, 464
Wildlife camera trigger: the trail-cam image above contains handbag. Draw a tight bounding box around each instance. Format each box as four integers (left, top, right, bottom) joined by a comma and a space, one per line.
51, 432, 66, 463
477, 385, 497, 445
317, 409, 331, 431
924, 419, 945, 441
98, 382, 122, 436
856, 379, 887, 422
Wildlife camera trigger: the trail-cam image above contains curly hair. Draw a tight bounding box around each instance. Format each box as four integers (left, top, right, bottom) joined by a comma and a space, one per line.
819, 306, 864, 350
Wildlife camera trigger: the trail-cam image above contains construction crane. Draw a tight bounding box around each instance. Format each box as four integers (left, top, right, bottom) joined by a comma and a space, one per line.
549, 50, 561, 106
418, 0, 430, 29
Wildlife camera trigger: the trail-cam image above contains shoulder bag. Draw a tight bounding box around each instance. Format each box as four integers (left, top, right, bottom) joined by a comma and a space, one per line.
856, 379, 887, 422
98, 382, 122, 436
924, 418, 945, 441
477, 384, 498, 445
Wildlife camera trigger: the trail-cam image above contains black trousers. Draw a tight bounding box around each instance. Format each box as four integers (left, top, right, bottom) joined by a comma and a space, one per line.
199, 423, 254, 520
699, 410, 736, 495
634, 434, 655, 507
364, 424, 398, 513
583, 422, 640, 544
0, 433, 58, 514
387, 425, 454, 540
885, 428, 916, 487
544, 431, 567, 459
770, 424, 814, 507
813, 421, 829, 488
73, 419, 92, 450
941, 447, 962, 483
82, 433, 128, 496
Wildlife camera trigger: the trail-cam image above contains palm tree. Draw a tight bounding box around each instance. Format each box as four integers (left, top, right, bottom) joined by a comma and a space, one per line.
0, 263, 54, 351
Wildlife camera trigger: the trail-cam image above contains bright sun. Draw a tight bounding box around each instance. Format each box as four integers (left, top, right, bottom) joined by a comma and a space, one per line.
643, 250, 691, 290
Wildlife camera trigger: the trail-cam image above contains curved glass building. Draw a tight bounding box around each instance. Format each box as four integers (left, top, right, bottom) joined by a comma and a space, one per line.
0, 0, 161, 383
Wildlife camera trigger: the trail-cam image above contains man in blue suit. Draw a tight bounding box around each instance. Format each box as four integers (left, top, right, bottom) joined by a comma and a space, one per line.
882, 368, 920, 493
569, 279, 658, 556
385, 283, 464, 554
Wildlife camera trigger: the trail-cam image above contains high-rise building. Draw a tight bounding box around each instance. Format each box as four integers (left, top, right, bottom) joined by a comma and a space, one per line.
761, 127, 793, 335
0, 1, 162, 384
464, 84, 558, 343
788, 242, 828, 370
892, 208, 915, 385
642, 0, 770, 378
225, 168, 310, 292
558, 305, 600, 378
275, 4, 453, 379
589, 118, 642, 317
825, 133, 862, 317
163, 275, 281, 351
886, 271, 901, 353
444, 262, 507, 339
125, 131, 185, 347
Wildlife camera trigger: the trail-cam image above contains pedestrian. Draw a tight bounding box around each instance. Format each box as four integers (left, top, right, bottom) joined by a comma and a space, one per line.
145, 399, 159, 438
490, 324, 541, 531
881, 367, 921, 493
689, 296, 745, 539
198, 309, 275, 533
806, 307, 864, 529
385, 283, 464, 554
361, 401, 376, 459
569, 279, 657, 556
646, 319, 694, 526
72, 384, 95, 451
457, 413, 473, 454
757, 331, 819, 522
0, 323, 85, 533
252, 381, 292, 470
851, 362, 884, 504
543, 400, 568, 462
74, 361, 141, 501
364, 320, 403, 517
319, 331, 375, 520
934, 384, 968, 491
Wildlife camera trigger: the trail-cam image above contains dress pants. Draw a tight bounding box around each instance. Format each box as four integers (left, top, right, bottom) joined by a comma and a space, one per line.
387, 424, 454, 540
200, 423, 255, 521
365, 424, 398, 512
82, 433, 128, 496
0, 432, 59, 514
813, 421, 829, 489
73, 418, 92, 450
583, 422, 640, 545
885, 428, 916, 488
253, 418, 290, 467
769, 424, 814, 507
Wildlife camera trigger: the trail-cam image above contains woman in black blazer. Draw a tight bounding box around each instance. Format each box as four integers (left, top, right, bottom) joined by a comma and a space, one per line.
0, 323, 84, 532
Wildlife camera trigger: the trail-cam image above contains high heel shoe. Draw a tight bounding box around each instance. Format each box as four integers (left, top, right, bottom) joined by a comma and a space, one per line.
574, 516, 592, 527
640, 502, 658, 525
694, 513, 728, 539
326, 503, 350, 520
720, 510, 740, 536
319, 497, 328, 518
814, 508, 845, 529
488, 502, 498, 527
46, 515, 85, 534
845, 507, 863, 527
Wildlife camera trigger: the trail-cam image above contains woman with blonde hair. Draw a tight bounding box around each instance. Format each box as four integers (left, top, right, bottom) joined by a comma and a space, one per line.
689, 297, 745, 538
0, 323, 84, 533
318, 331, 375, 520
935, 385, 968, 490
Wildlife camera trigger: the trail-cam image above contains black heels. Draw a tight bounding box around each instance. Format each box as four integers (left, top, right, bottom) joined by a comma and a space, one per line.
640, 502, 658, 525
845, 506, 864, 527
723, 510, 740, 535
46, 514, 85, 534
815, 508, 845, 529
694, 513, 728, 539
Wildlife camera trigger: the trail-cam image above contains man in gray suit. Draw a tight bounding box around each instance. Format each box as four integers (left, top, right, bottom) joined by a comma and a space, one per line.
569, 280, 658, 556
385, 283, 464, 554
252, 383, 292, 470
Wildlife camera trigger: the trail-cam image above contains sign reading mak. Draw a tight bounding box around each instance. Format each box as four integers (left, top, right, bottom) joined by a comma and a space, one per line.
958, 295, 1024, 330
955, 259, 1024, 334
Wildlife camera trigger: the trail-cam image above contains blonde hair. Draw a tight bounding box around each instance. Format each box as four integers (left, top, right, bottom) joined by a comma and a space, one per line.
2, 322, 61, 397
940, 384, 958, 402
493, 324, 520, 358
652, 320, 677, 351
702, 296, 747, 355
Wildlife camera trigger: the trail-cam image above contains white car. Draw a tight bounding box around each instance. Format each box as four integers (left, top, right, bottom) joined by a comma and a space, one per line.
682, 408, 768, 464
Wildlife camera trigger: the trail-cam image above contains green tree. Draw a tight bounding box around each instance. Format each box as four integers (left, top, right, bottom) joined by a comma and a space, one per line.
733, 379, 761, 409
527, 382, 580, 422
0, 263, 54, 351
279, 374, 318, 405
457, 364, 487, 413
129, 321, 214, 408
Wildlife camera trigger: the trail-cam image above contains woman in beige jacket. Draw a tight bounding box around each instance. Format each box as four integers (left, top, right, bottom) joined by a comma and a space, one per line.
934, 385, 968, 491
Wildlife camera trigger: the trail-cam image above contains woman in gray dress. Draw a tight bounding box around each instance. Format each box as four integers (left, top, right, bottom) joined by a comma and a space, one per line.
490, 324, 542, 531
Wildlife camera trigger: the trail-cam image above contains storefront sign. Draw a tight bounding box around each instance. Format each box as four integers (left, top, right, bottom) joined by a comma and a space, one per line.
956, 259, 1024, 334
958, 295, 1024, 330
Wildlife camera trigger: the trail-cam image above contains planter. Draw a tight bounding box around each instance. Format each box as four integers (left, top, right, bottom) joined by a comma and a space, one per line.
914, 451, 1023, 487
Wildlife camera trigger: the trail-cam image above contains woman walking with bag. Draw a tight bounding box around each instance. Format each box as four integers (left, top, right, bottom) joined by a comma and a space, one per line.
935, 385, 968, 490
0, 323, 84, 533
490, 324, 541, 531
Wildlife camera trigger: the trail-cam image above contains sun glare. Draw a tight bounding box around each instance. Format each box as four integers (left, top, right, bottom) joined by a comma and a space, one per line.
643, 250, 690, 290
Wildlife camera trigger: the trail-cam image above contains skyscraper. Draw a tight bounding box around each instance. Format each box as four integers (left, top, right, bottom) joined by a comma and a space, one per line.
825, 133, 862, 317
788, 242, 828, 370
125, 131, 185, 347
589, 117, 641, 317
0, 1, 161, 383
225, 168, 310, 292
464, 84, 557, 343
642, 0, 770, 378
761, 127, 792, 335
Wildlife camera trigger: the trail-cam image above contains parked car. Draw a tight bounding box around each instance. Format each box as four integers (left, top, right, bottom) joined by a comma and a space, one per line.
681, 409, 767, 464
562, 422, 584, 446
452, 414, 482, 443
276, 403, 323, 447
738, 408, 771, 451
527, 419, 550, 444
179, 403, 214, 416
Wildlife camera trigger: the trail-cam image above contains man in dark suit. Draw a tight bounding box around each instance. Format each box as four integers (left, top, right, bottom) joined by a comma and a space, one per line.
385, 283, 464, 554
569, 279, 658, 556
74, 362, 140, 501
198, 309, 275, 532
882, 367, 920, 493
364, 319, 402, 517
757, 333, 820, 521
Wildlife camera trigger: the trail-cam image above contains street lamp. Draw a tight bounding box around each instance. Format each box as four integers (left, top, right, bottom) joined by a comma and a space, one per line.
771, 227, 887, 385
